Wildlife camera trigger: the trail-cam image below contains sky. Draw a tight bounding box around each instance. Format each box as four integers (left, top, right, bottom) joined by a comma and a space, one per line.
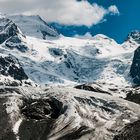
0, 0, 140, 43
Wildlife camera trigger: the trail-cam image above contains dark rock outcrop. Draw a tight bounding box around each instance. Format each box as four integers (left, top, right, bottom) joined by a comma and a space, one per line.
5, 35, 28, 52
0, 18, 20, 44
114, 120, 140, 140
0, 55, 28, 81
21, 97, 65, 120
0, 55, 33, 86
130, 46, 140, 84
0, 97, 17, 140
125, 86, 140, 105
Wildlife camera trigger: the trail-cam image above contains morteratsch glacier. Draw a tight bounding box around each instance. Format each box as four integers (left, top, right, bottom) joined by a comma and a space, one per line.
0, 14, 140, 140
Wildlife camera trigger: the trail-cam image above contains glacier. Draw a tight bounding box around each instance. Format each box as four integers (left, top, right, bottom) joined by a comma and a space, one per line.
0, 14, 140, 140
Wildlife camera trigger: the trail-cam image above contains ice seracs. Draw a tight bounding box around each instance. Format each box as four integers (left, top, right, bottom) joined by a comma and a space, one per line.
21, 35, 133, 86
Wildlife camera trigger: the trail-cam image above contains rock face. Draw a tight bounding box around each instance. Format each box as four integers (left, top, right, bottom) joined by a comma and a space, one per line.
0, 18, 20, 44
0, 17, 28, 52
21, 97, 64, 120
0, 96, 17, 140
125, 86, 140, 105
113, 120, 140, 140
0, 55, 28, 80
5, 35, 28, 52
0, 17, 35, 86
0, 55, 32, 86
130, 46, 140, 84
129, 31, 140, 85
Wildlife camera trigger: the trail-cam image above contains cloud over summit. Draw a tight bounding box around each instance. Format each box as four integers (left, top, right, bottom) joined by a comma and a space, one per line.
0, 0, 119, 26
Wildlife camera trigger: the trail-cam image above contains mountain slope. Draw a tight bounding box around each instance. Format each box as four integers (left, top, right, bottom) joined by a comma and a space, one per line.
19, 35, 134, 86
0, 15, 139, 87
0, 17, 35, 86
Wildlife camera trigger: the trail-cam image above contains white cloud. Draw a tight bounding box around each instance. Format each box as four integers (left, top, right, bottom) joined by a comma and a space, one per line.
108, 5, 120, 15
0, 0, 119, 26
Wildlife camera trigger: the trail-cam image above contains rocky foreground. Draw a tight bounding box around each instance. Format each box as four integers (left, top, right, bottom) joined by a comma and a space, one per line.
0, 85, 140, 140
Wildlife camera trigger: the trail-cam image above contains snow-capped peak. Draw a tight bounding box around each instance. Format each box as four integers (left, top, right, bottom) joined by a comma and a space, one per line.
121, 30, 140, 51
127, 30, 140, 44
8, 14, 59, 39
93, 34, 113, 41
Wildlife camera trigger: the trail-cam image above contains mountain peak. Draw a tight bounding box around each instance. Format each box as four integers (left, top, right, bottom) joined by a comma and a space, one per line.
93, 34, 109, 39
127, 30, 140, 44
8, 14, 59, 39
0, 16, 28, 52
93, 34, 116, 43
